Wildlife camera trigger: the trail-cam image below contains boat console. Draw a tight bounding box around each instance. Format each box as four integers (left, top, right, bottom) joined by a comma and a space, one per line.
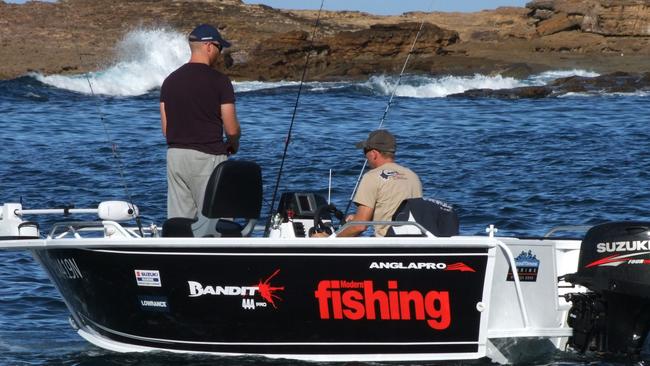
269, 192, 339, 238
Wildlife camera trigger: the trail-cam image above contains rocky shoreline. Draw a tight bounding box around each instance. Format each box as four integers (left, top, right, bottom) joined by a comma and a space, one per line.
1, 0, 649, 82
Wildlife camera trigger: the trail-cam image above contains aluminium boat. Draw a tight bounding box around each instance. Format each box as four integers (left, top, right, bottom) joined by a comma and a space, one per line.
1, 159, 649, 363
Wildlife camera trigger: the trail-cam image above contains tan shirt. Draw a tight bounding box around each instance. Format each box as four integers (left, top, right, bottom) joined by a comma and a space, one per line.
354, 162, 423, 236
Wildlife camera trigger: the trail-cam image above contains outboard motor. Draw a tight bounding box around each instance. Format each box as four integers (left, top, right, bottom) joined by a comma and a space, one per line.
564, 222, 650, 359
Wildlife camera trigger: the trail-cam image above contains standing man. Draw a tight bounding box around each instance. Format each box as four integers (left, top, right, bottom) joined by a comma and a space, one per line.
160, 24, 241, 219
314, 130, 422, 237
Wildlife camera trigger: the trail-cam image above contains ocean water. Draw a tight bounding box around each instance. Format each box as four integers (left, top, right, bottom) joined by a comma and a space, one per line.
1, 28, 649, 365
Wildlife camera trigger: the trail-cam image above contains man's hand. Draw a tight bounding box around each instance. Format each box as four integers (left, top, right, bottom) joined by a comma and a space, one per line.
226, 138, 239, 155
336, 205, 374, 237
222, 103, 240, 155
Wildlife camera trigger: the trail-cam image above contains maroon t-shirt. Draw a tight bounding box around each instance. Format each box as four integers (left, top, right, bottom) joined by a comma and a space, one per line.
160, 63, 235, 155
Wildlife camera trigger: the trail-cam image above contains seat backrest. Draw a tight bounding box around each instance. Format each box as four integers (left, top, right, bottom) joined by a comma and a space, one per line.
162, 217, 197, 237
202, 160, 263, 219
389, 197, 459, 237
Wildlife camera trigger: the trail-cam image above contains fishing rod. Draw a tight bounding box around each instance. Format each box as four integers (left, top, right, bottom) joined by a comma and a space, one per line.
343, 17, 428, 217
264, 0, 326, 236
65, 10, 145, 236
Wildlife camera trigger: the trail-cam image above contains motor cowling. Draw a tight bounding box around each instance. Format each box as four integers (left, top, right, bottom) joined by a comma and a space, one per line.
564, 222, 650, 358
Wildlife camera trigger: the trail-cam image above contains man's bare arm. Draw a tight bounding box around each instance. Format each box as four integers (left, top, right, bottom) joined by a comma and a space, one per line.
221, 103, 241, 154
336, 204, 374, 237
160, 102, 167, 137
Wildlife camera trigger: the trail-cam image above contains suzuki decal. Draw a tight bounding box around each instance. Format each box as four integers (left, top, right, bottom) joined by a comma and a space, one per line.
586, 251, 650, 268
596, 240, 650, 253
134, 270, 162, 287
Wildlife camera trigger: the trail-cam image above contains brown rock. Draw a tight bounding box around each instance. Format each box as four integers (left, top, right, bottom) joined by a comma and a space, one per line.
499, 63, 535, 79
531, 9, 555, 20
536, 12, 582, 36
1, 0, 650, 81
450, 71, 650, 98
550, 72, 650, 94
448, 86, 552, 98
526, 0, 556, 11
228, 22, 459, 80
528, 0, 650, 37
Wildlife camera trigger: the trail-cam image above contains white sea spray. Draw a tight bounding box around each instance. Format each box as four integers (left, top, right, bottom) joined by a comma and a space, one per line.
32, 28, 189, 97
28, 28, 604, 99
364, 74, 524, 98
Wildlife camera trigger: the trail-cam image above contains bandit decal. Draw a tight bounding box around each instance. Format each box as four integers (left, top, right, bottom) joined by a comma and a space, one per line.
256, 268, 284, 308
188, 269, 285, 310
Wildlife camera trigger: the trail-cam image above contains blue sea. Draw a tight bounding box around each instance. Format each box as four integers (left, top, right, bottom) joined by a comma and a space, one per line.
1, 28, 649, 365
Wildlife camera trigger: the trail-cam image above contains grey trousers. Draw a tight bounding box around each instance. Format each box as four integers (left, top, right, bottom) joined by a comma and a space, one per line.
167, 148, 227, 219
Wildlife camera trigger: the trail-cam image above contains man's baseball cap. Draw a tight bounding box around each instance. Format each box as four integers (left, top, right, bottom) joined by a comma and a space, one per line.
355, 130, 396, 153
188, 24, 231, 48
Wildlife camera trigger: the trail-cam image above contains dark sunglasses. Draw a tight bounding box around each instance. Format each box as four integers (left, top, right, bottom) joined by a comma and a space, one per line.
211, 42, 223, 52
364, 147, 375, 155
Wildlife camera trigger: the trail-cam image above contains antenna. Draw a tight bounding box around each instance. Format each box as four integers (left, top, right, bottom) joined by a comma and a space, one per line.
328, 169, 332, 204
264, 0, 326, 236
343, 16, 429, 217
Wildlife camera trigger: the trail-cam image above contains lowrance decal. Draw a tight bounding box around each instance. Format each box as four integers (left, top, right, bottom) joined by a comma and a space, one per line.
188, 269, 284, 310
134, 270, 162, 287
314, 280, 450, 330
369, 261, 475, 271
597, 240, 650, 253
138, 295, 170, 312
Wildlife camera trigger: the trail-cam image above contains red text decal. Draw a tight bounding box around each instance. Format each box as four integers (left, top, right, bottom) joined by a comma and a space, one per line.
314, 280, 451, 329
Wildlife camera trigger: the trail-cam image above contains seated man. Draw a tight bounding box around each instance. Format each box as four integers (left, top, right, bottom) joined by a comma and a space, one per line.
313, 129, 422, 237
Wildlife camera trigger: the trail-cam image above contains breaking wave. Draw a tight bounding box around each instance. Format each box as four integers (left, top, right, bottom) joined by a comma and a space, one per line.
31, 28, 305, 96
33, 28, 190, 97
29, 28, 602, 98
527, 69, 600, 85
361, 69, 601, 98
363, 74, 524, 98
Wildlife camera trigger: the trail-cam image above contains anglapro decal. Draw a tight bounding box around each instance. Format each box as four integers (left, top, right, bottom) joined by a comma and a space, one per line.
369, 261, 475, 271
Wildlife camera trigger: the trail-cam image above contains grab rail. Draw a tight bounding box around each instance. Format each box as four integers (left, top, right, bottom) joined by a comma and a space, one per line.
543, 225, 592, 238
334, 220, 435, 237
48, 221, 144, 239
494, 238, 530, 328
